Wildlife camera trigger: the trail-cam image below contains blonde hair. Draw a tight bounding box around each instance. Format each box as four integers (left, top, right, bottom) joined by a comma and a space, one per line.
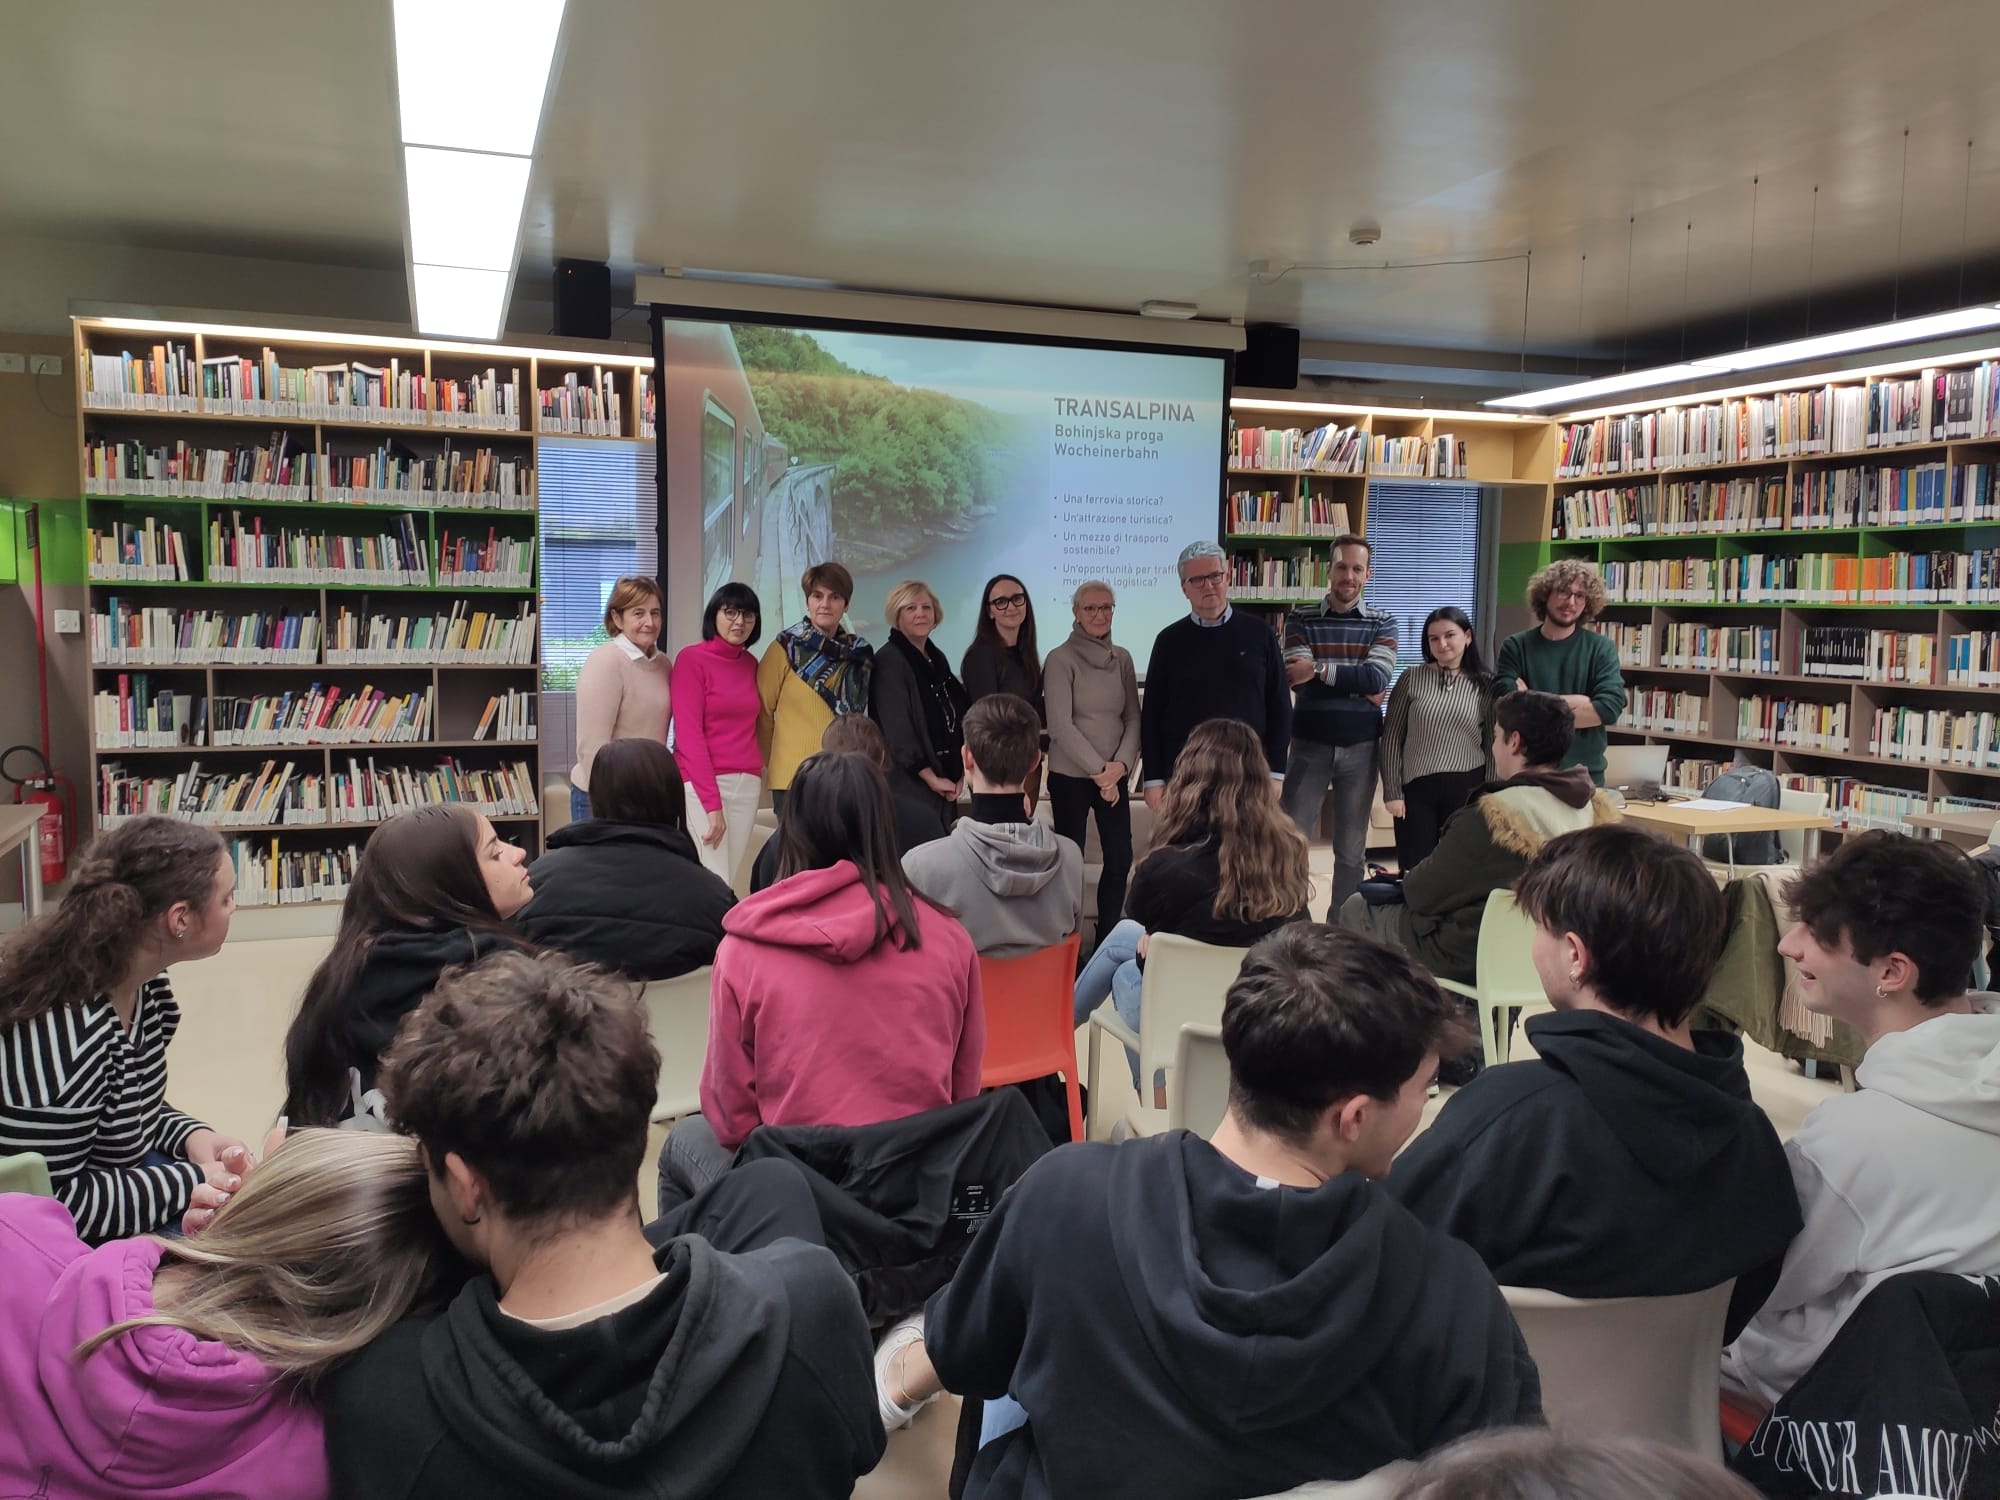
1070, 580, 1115, 608
1526, 558, 1607, 623
884, 579, 943, 631
1149, 719, 1310, 923
77, 1130, 448, 1388
602, 575, 663, 636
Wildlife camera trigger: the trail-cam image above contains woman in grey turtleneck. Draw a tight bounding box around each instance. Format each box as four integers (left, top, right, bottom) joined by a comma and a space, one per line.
1041, 579, 1141, 945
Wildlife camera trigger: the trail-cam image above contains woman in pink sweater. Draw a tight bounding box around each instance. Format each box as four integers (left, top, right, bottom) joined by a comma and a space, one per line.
661, 749, 984, 1204
0, 1129, 447, 1500
671, 583, 766, 883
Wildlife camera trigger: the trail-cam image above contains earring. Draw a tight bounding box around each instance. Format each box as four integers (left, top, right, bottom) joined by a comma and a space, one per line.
460, 1213, 483, 1226
1567, 968, 1581, 983
1874, 984, 1889, 998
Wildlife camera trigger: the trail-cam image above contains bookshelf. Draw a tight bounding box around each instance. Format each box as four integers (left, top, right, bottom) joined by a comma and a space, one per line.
1539, 354, 2000, 839
70, 317, 654, 907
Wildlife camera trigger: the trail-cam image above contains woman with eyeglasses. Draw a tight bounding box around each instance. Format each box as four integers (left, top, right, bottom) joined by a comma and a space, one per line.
962, 573, 1046, 808
671, 582, 766, 881
1042, 579, 1140, 937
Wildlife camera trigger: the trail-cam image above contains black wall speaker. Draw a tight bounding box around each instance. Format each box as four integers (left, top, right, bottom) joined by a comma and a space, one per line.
1238, 324, 1300, 390
553, 258, 612, 340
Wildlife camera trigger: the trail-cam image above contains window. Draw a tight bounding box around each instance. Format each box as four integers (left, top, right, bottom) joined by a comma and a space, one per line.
701, 396, 738, 599
537, 438, 659, 772
1363, 481, 1484, 678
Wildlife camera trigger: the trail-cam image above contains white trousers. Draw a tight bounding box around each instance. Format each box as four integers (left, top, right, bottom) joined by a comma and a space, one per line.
686, 772, 762, 886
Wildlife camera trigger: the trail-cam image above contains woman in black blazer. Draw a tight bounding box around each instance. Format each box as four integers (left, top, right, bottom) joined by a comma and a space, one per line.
869, 579, 969, 836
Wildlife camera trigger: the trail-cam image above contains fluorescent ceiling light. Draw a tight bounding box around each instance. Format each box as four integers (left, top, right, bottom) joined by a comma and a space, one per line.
404, 147, 532, 271
1488, 364, 1711, 411
412, 265, 512, 340
1231, 397, 1539, 424
393, 0, 567, 156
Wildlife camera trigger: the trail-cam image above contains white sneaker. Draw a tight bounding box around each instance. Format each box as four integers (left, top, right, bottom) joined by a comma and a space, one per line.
874, 1312, 936, 1432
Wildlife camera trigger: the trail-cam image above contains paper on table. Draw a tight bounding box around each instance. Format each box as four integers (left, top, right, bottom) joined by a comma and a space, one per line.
1672, 798, 1754, 811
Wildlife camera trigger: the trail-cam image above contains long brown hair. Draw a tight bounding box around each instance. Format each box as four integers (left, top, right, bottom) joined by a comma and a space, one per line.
1149, 719, 1310, 923
0, 817, 225, 1027
776, 751, 938, 951
77, 1130, 450, 1388
964, 572, 1042, 697
282, 805, 518, 1126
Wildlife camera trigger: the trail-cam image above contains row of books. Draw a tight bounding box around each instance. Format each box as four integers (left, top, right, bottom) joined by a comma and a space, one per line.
1870, 706, 2000, 768
1603, 622, 1649, 668
1656, 623, 1781, 674
87, 520, 192, 581
1664, 758, 1732, 793
326, 602, 538, 665
203, 684, 437, 747
1945, 632, 2000, 687
174, 351, 525, 430
1737, 696, 1851, 752
97, 755, 538, 826
1555, 477, 1788, 539
535, 369, 622, 436
321, 442, 531, 510
1552, 462, 1996, 537
1626, 688, 1708, 735
91, 603, 325, 665
92, 678, 194, 748
206, 516, 429, 586
472, 689, 536, 742
1602, 557, 1717, 603
325, 756, 538, 823
1227, 554, 1331, 601
638, 372, 657, 441
1799, 627, 1937, 683
1226, 424, 1365, 474
1780, 776, 1927, 833
84, 344, 200, 411
1369, 434, 1467, 478
436, 531, 535, 589
1225, 490, 1353, 536
84, 433, 318, 502
229, 837, 362, 907
1716, 550, 2000, 605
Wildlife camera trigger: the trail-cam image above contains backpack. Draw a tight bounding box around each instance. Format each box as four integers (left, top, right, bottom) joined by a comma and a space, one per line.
1973, 845, 2000, 962
1699, 764, 1783, 865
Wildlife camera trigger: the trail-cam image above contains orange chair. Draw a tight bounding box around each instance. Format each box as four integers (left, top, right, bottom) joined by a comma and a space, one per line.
978, 932, 1085, 1142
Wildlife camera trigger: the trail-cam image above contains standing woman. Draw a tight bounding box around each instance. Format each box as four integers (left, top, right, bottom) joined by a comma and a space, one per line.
1379, 605, 1494, 869
0, 817, 250, 1244
871, 579, 971, 833
570, 575, 670, 823
758, 561, 874, 819
1043, 579, 1140, 936
673, 582, 765, 882
962, 572, 1046, 806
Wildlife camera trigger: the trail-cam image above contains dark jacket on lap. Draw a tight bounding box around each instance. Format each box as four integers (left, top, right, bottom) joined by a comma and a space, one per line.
324, 926, 516, 1110
517, 819, 734, 980
1389, 1008, 1803, 1339
1125, 838, 1306, 948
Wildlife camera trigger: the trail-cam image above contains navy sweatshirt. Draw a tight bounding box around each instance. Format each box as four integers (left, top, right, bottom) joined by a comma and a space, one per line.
1139, 611, 1291, 785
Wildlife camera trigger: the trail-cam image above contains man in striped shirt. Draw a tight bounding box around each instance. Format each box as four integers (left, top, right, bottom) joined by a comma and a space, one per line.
1279, 535, 1398, 916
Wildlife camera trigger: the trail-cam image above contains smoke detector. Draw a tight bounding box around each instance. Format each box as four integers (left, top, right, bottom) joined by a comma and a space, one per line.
1348, 221, 1382, 247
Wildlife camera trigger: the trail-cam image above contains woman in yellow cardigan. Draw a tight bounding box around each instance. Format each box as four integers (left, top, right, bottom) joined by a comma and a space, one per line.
757, 561, 875, 817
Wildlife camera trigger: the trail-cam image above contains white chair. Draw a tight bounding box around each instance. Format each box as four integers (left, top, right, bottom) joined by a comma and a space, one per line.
643, 966, 713, 1123
1254, 1464, 1414, 1499
1085, 934, 1249, 1139
1775, 787, 1829, 866
1502, 1279, 1736, 1461
1436, 890, 1553, 1067
1167, 1023, 1230, 1137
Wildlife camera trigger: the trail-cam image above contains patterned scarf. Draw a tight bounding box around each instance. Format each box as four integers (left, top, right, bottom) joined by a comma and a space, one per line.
778, 618, 875, 717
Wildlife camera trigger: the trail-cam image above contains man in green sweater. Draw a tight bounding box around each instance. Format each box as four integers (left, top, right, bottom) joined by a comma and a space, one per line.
1492, 559, 1626, 784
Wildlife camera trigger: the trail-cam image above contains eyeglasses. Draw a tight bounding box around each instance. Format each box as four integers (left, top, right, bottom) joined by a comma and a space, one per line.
1182, 570, 1227, 588
1077, 603, 1114, 616
1550, 587, 1589, 602
719, 606, 757, 621
987, 592, 1028, 611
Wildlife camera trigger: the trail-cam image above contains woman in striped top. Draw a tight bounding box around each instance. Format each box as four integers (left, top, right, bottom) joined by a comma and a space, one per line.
0, 817, 247, 1242
1380, 606, 1495, 869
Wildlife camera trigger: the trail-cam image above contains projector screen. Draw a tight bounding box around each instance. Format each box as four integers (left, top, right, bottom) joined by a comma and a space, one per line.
653, 310, 1230, 664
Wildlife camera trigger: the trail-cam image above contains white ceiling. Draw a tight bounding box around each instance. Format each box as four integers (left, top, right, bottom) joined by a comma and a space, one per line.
7, 0, 2000, 363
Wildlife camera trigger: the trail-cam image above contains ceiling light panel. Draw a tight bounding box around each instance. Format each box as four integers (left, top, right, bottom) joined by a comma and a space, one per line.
412, 265, 512, 340
393, 0, 567, 156
404, 147, 532, 271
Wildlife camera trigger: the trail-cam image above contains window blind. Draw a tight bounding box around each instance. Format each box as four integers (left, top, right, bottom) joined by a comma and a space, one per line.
1364, 481, 1484, 677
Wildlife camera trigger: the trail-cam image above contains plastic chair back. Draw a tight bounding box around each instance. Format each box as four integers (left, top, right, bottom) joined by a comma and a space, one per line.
1442, 889, 1552, 1065
1251, 1464, 1414, 1499
643, 966, 714, 1123
1168, 1023, 1230, 1137
1776, 787, 1829, 866
1138, 935, 1252, 1093
1502, 1279, 1736, 1461
978, 932, 1085, 1141
0, 1151, 54, 1197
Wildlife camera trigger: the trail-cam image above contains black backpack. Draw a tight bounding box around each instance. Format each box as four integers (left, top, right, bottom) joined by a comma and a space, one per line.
1972, 844, 2000, 964
1699, 764, 1783, 865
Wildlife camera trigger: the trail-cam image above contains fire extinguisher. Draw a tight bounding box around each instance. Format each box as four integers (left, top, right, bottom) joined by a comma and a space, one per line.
2, 745, 73, 887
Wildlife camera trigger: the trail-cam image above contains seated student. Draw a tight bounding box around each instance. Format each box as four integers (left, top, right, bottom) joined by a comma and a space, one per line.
1394, 1431, 1766, 1500
321, 952, 883, 1500
1073, 717, 1310, 1080
282, 804, 532, 1129
1339, 689, 1617, 986
1724, 832, 2000, 1406
874, 924, 1541, 1500
0, 1129, 450, 1500
1389, 824, 1802, 1340
903, 692, 1082, 957
515, 736, 734, 979
0, 816, 252, 1243
661, 750, 984, 1204
750, 714, 940, 893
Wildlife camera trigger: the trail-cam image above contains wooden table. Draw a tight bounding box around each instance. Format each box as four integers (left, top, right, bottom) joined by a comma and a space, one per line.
1905, 809, 2000, 850
1619, 800, 1834, 866
0, 802, 46, 918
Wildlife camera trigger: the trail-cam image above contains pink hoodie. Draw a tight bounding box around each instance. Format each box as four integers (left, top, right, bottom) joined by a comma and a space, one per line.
0, 1195, 328, 1500
701, 860, 985, 1150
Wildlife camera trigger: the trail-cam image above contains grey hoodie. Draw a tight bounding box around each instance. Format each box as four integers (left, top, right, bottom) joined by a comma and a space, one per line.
903, 816, 1083, 958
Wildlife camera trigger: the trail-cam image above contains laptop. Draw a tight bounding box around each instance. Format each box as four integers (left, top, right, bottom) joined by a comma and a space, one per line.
1602, 743, 1671, 801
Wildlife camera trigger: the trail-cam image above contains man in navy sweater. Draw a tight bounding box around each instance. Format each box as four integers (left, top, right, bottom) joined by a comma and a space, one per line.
1139, 540, 1291, 809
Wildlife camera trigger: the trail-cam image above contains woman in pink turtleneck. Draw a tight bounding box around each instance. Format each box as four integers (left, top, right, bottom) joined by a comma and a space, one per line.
672, 583, 767, 883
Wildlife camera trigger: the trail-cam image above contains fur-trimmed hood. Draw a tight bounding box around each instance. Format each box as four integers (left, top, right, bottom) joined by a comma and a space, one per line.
1477, 770, 1618, 858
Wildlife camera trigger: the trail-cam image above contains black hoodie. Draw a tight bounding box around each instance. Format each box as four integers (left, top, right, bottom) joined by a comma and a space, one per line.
516, 819, 735, 980
1389, 1008, 1803, 1339
321, 1234, 884, 1500
336, 926, 516, 1101
926, 1132, 1541, 1500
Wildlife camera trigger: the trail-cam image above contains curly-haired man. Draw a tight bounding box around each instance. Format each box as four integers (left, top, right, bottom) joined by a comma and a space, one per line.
1493, 558, 1626, 784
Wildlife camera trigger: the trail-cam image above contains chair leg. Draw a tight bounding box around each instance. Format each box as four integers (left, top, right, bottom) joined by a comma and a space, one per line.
1085, 1025, 1104, 1140
1477, 999, 1500, 1068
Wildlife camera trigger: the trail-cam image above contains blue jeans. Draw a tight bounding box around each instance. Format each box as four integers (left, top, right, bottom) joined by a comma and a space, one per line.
1073, 918, 1146, 1086
570, 785, 590, 823
1280, 737, 1379, 916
